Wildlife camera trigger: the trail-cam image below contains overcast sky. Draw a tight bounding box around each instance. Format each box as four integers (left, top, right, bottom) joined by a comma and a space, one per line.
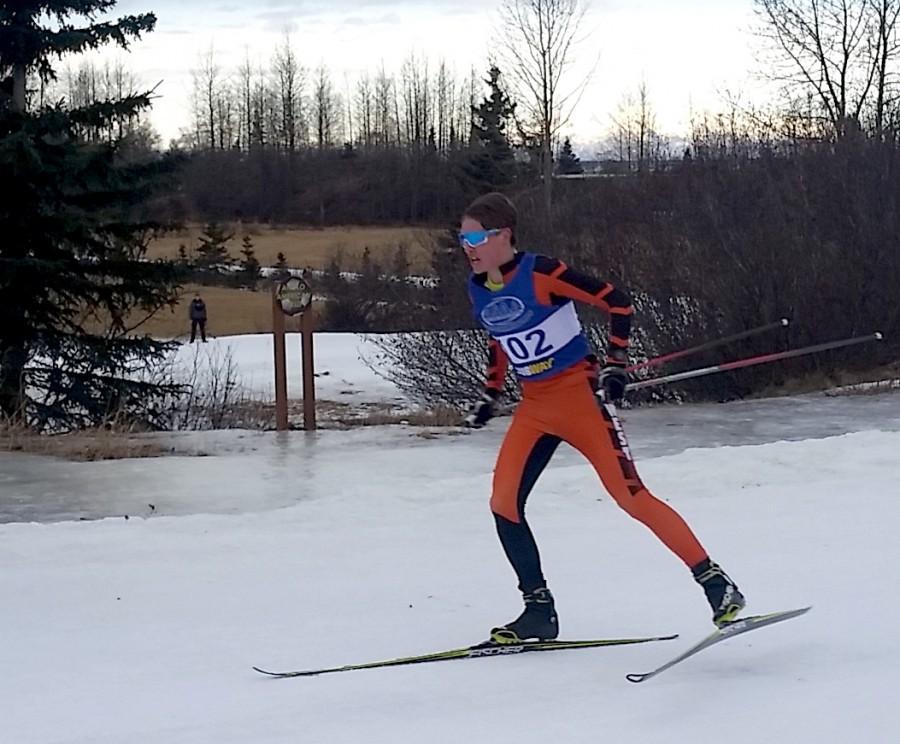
94, 0, 766, 152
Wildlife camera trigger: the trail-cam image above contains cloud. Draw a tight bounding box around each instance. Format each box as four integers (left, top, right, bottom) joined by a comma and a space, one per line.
254, 2, 453, 32
342, 12, 402, 27
256, 0, 478, 8
115, 0, 483, 33
251, 0, 484, 20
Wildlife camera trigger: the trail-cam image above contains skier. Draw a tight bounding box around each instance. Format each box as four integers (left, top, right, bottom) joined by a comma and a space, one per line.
460, 192, 745, 643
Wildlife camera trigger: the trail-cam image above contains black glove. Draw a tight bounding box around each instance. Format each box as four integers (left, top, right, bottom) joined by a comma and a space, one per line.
463, 391, 497, 428
597, 349, 629, 403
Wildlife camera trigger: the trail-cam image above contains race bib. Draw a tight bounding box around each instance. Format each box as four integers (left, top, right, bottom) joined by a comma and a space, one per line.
495, 301, 582, 364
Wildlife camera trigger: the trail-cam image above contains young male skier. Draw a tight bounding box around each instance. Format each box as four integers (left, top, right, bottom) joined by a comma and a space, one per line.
459, 192, 746, 643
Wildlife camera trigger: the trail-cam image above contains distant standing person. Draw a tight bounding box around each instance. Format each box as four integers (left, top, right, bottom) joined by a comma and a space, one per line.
189, 293, 208, 343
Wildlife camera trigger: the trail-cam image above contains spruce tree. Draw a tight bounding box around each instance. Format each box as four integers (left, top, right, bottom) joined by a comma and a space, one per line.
239, 235, 261, 285
0, 2, 184, 430
194, 222, 234, 270
463, 66, 517, 193
557, 137, 584, 175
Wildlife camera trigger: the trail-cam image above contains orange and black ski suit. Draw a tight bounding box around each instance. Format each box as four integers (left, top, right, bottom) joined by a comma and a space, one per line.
470, 253, 708, 593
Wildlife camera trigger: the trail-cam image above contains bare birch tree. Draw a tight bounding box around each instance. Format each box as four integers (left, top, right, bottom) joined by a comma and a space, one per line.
869, 0, 900, 136
192, 46, 221, 149
753, 0, 900, 136
355, 72, 374, 148
374, 65, 394, 148
312, 64, 336, 149
609, 80, 667, 171
496, 0, 591, 214
272, 35, 304, 150
236, 50, 253, 150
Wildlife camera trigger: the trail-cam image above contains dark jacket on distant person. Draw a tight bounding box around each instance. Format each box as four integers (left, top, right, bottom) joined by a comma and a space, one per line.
189, 298, 207, 321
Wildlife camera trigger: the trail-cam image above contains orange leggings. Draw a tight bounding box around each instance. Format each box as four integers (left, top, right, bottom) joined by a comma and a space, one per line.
491, 366, 708, 592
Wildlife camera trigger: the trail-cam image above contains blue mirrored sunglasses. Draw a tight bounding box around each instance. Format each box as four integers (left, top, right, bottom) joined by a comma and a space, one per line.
458, 229, 502, 249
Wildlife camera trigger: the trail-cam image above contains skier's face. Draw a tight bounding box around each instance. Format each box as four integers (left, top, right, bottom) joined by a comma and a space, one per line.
459, 216, 514, 275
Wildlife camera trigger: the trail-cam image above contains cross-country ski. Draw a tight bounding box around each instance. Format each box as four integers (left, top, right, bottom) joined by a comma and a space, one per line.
254, 633, 678, 678
626, 607, 812, 683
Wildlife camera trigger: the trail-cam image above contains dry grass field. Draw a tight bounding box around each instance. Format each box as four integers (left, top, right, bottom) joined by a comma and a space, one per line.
148, 224, 439, 274
136, 224, 442, 338
135, 285, 326, 339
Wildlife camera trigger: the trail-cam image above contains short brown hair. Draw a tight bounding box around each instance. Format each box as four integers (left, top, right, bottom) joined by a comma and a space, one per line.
463, 192, 517, 245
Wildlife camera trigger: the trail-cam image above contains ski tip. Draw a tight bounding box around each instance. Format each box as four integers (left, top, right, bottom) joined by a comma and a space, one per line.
626, 672, 649, 683
252, 666, 285, 677
874, 331, 884, 340
780, 605, 812, 617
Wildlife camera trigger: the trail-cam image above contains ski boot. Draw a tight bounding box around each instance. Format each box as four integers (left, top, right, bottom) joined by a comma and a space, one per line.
490, 587, 559, 643
693, 559, 746, 627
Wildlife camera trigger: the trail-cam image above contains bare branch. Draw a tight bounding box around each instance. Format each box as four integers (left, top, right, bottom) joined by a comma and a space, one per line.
753, 0, 900, 135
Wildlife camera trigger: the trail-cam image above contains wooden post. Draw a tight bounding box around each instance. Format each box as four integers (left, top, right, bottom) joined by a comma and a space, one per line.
272, 285, 288, 431
300, 309, 316, 431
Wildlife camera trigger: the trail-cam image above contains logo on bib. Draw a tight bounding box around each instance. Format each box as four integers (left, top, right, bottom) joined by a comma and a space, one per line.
517, 358, 556, 377
480, 296, 530, 332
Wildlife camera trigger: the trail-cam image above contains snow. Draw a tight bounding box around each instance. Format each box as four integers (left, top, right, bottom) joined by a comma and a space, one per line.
2, 332, 900, 743
170, 332, 404, 404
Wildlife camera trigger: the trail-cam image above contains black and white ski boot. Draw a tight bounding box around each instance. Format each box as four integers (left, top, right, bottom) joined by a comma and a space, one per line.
693, 559, 746, 627
490, 587, 559, 643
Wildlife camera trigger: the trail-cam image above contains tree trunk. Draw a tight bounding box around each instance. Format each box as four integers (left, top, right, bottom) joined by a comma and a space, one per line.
0, 340, 26, 421
12, 63, 26, 113
542, 129, 553, 218
3, 66, 28, 418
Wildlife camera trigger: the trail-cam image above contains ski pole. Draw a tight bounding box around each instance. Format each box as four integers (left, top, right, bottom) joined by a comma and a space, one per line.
626, 318, 790, 373
629, 332, 884, 391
